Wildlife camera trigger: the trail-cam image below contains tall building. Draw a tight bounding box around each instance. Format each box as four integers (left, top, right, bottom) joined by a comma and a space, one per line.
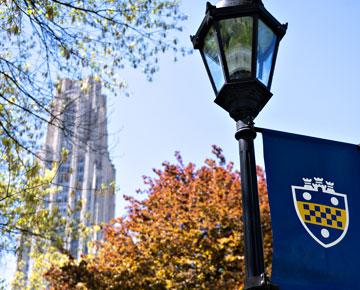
16, 78, 116, 283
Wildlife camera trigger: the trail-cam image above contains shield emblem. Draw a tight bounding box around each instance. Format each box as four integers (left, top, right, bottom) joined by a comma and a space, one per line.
292, 178, 349, 248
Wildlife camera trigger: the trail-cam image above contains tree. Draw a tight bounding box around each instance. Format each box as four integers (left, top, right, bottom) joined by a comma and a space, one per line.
0, 135, 70, 288
45, 146, 272, 289
0, 0, 188, 277
5, 143, 102, 289
0, 132, 63, 253
0, 0, 187, 157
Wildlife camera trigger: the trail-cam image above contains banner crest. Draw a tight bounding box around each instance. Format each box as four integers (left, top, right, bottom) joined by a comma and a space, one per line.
292, 178, 349, 248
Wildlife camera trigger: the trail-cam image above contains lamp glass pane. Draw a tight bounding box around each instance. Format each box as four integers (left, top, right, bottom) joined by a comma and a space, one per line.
257, 20, 277, 86
220, 17, 253, 80
203, 27, 225, 91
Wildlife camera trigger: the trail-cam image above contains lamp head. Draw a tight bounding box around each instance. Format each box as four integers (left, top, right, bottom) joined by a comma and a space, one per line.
191, 1, 287, 122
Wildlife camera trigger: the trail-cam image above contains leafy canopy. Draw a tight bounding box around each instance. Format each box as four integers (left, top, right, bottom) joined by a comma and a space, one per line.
0, 1, 188, 286
0, 0, 188, 154
46, 146, 272, 289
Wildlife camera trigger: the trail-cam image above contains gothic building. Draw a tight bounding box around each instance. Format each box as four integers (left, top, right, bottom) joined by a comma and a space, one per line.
16, 78, 116, 283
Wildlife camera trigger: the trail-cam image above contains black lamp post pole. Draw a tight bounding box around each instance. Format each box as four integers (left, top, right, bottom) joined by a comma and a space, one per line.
236, 120, 268, 290
191, 1, 287, 288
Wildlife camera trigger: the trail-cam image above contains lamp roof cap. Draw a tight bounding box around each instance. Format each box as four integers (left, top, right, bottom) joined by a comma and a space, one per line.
216, 0, 261, 8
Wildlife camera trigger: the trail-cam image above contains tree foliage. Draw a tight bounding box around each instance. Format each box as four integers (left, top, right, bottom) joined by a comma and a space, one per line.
0, 130, 61, 253
4, 143, 98, 289
46, 146, 272, 289
0, 0, 187, 280
0, 1, 188, 287
0, 133, 66, 287
0, 0, 187, 156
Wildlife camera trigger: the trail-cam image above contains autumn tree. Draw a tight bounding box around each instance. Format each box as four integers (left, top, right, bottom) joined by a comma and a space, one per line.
46, 146, 272, 289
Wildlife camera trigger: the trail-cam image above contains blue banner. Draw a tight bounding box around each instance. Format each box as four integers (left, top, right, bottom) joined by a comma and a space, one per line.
262, 129, 360, 289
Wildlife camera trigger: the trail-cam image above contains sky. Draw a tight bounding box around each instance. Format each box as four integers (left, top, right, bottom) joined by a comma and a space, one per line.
4, 0, 360, 285
109, 0, 360, 217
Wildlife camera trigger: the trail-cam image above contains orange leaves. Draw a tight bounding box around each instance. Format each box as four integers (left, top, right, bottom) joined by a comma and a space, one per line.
46, 146, 272, 289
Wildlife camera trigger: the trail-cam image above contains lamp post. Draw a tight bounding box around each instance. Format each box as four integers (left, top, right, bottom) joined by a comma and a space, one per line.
191, 1, 287, 289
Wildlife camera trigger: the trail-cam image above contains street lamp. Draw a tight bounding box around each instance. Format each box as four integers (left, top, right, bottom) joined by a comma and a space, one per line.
191, 0, 287, 289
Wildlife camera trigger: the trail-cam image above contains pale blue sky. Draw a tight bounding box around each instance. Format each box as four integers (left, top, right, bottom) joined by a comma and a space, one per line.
110, 0, 360, 217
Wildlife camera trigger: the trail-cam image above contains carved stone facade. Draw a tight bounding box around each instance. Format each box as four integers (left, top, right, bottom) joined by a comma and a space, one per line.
16, 78, 115, 283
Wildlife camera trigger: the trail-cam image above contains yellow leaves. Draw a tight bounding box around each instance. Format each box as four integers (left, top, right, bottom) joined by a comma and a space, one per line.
10, 23, 20, 34
156, 268, 165, 278
218, 236, 232, 244
11, 270, 27, 289
100, 183, 108, 191
44, 166, 57, 181
61, 148, 69, 160
24, 63, 31, 72
165, 279, 173, 289
93, 224, 101, 232
22, 245, 70, 289
224, 255, 242, 262
60, 46, 71, 60
27, 8, 35, 15
125, 14, 135, 23
26, 163, 40, 179
90, 51, 96, 61
1, 137, 10, 147
129, 42, 136, 50
80, 80, 89, 92
217, 236, 235, 250
45, 6, 54, 20
75, 282, 87, 289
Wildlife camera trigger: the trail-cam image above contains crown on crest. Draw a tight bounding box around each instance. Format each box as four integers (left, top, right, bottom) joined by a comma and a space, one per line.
314, 177, 324, 184
302, 177, 335, 193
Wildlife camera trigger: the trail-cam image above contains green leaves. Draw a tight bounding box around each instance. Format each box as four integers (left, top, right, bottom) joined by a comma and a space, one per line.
0, 0, 189, 286
4, 143, 94, 288
0, 0, 189, 172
